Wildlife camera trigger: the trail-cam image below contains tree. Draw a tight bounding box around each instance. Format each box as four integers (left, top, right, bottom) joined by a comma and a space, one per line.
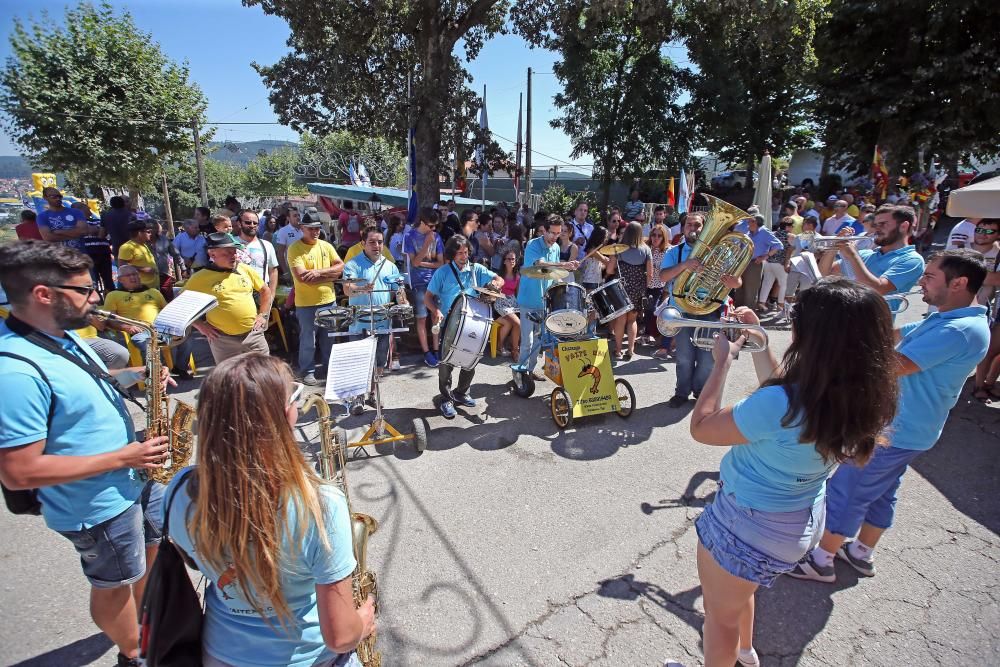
241, 149, 308, 197
296, 132, 406, 188
517, 0, 696, 211
813, 0, 1000, 177
245, 0, 512, 207
681, 0, 825, 176
0, 2, 208, 197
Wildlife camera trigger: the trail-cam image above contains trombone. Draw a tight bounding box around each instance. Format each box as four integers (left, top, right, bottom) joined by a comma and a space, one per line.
655, 306, 769, 352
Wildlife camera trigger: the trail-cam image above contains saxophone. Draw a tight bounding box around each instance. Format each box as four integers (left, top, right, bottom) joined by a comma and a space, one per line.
671, 194, 755, 315
93, 310, 196, 484
303, 394, 381, 667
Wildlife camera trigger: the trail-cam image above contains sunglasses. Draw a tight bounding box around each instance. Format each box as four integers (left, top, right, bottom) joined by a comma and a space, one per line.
287, 382, 305, 406
974, 227, 997, 235
50, 283, 98, 297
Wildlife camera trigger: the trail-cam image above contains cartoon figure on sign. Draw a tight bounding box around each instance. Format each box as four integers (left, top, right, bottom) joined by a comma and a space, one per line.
578, 363, 601, 394
216, 564, 239, 600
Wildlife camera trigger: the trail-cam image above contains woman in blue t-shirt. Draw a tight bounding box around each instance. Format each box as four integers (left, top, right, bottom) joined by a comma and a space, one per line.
688, 278, 898, 667
164, 354, 375, 667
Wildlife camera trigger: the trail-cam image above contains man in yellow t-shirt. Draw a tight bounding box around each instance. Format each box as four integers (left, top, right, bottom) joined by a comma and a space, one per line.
185, 233, 272, 363
287, 219, 344, 384
117, 221, 159, 289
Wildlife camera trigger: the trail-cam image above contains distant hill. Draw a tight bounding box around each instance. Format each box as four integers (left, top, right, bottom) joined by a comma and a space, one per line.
0, 140, 300, 178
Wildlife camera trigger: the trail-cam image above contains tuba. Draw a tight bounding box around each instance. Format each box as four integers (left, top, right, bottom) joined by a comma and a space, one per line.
671, 194, 755, 315
303, 395, 381, 667
93, 310, 195, 484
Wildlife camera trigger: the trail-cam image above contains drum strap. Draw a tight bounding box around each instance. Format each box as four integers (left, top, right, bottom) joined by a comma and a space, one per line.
448, 261, 477, 293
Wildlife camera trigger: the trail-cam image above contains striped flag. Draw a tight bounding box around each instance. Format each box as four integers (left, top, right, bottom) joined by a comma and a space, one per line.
871, 145, 889, 202
358, 162, 371, 186
666, 177, 676, 208
348, 162, 362, 186
513, 94, 523, 200
678, 168, 689, 213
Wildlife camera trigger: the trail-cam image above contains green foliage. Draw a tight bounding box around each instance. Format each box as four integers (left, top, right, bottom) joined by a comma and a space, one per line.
813, 0, 1000, 174
0, 2, 208, 193
297, 132, 406, 188
538, 184, 597, 217
681, 0, 825, 172
518, 1, 695, 210
242, 149, 307, 197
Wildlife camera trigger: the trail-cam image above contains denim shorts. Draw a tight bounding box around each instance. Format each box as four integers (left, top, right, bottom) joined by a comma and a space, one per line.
696, 485, 825, 587
411, 285, 429, 318
825, 445, 923, 537
203, 651, 359, 667
57, 481, 166, 588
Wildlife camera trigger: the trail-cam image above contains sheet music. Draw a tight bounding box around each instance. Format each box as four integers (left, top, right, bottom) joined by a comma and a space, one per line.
154, 291, 218, 337
324, 336, 376, 402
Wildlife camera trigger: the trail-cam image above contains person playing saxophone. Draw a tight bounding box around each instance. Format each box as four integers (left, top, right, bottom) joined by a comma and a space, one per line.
162, 353, 375, 667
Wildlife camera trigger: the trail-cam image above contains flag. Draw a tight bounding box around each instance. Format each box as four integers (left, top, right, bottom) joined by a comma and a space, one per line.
871, 145, 889, 202
358, 162, 371, 186
513, 93, 523, 200
678, 168, 689, 213
666, 177, 676, 208
475, 85, 489, 193
348, 162, 362, 186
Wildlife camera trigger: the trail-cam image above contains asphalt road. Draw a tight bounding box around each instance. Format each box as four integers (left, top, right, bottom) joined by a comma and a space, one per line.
1, 297, 997, 667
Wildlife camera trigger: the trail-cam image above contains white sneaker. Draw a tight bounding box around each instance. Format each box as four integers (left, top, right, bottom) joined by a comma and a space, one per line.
738, 647, 760, 666
390, 358, 401, 370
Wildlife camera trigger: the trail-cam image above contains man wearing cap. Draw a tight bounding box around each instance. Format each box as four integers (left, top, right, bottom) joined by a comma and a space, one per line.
287, 218, 344, 385
732, 214, 782, 309
117, 221, 159, 290
184, 233, 272, 363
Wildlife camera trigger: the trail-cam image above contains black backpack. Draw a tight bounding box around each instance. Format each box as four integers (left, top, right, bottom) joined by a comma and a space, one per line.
0, 352, 51, 516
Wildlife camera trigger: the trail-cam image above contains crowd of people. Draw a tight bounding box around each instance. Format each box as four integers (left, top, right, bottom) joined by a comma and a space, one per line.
0, 181, 997, 667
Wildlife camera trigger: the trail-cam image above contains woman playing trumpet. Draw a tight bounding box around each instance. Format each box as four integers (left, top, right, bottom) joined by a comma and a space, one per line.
163, 354, 375, 666
687, 278, 898, 667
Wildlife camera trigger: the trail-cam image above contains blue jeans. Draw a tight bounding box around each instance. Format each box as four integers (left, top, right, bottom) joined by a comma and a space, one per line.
515, 307, 545, 372
296, 304, 335, 374
824, 445, 923, 537
673, 312, 719, 398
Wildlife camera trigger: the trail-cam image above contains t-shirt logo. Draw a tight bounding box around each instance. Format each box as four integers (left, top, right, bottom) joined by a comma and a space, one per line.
65, 214, 74, 221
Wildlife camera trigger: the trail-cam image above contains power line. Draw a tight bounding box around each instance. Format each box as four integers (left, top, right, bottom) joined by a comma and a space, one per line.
488, 129, 589, 169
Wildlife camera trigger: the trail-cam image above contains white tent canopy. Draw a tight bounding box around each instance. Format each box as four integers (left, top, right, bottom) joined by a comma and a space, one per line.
946, 175, 1000, 218
753, 153, 773, 228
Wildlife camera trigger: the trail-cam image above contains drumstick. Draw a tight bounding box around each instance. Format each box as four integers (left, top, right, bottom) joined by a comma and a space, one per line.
581, 244, 610, 263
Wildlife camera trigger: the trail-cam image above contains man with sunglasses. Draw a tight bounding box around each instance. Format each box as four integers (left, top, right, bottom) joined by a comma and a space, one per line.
969, 219, 999, 307
236, 210, 279, 290
0, 241, 173, 667
405, 207, 445, 367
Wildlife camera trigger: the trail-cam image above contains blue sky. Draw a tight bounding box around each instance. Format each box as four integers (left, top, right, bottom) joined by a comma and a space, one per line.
0, 0, 654, 170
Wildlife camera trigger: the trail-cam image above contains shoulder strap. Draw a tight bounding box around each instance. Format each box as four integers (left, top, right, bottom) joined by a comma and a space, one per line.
161, 467, 195, 538
0, 352, 56, 428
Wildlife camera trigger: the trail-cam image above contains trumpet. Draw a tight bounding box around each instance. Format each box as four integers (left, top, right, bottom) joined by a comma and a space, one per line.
884, 294, 910, 312
656, 306, 769, 352
798, 232, 868, 251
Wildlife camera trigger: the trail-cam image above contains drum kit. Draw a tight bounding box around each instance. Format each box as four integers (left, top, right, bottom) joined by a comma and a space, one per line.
318, 276, 414, 337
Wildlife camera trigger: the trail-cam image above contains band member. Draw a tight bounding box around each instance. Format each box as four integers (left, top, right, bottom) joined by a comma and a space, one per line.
791, 250, 990, 583
287, 218, 344, 385
659, 213, 741, 407
0, 241, 170, 667
342, 227, 407, 414
689, 278, 899, 667
514, 214, 579, 381
425, 235, 503, 419
817, 204, 925, 317
163, 354, 375, 667
185, 233, 272, 363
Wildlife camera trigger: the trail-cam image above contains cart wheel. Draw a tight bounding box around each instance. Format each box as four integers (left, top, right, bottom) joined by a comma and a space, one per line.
512, 369, 535, 398
614, 379, 636, 418
411, 417, 428, 453
550, 387, 573, 429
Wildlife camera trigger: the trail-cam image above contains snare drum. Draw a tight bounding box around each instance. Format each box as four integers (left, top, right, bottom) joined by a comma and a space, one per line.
544, 282, 588, 335
440, 294, 494, 370
589, 279, 633, 324
388, 303, 414, 321
315, 305, 354, 329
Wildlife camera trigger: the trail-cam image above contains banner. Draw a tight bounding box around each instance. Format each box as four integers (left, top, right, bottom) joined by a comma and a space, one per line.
666, 177, 676, 208
871, 145, 889, 203
556, 339, 619, 418
678, 168, 689, 213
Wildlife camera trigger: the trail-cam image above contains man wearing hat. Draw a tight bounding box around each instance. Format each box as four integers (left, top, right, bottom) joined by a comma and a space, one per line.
732, 214, 783, 309
287, 218, 344, 384
184, 232, 272, 363
117, 220, 159, 290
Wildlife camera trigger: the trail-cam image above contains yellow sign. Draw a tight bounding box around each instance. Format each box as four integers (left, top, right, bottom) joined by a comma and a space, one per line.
557, 338, 619, 417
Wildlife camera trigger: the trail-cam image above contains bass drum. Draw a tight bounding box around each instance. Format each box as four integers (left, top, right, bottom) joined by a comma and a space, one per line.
589, 279, 633, 324
544, 282, 588, 335
439, 294, 494, 370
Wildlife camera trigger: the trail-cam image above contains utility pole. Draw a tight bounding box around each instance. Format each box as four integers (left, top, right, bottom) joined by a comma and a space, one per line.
525, 67, 532, 207
192, 119, 208, 207
160, 165, 174, 239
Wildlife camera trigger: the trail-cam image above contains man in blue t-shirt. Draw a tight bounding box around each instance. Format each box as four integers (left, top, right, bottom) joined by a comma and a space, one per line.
817, 204, 925, 318
36, 187, 89, 250
425, 235, 503, 419
514, 214, 580, 380
404, 207, 444, 367
791, 249, 989, 584
0, 241, 171, 667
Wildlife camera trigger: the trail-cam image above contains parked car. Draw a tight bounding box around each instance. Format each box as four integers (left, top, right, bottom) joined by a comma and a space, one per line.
711, 169, 756, 190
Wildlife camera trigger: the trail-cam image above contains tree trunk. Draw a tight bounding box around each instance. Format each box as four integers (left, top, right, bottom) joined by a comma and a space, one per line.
412, 34, 448, 209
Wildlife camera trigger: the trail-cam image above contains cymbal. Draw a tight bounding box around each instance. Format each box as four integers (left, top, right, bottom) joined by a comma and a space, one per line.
599, 243, 630, 256
522, 265, 570, 280
473, 286, 505, 299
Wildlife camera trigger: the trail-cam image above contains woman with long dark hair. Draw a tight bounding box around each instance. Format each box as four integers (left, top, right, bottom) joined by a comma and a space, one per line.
686, 278, 898, 667
494, 249, 522, 356
164, 354, 375, 667
607, 221, 652, 360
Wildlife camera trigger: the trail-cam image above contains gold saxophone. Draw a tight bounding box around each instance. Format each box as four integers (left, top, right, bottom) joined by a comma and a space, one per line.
671, 194, 755, 315
93, 310, 196, 484
303, 394, 381, 667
